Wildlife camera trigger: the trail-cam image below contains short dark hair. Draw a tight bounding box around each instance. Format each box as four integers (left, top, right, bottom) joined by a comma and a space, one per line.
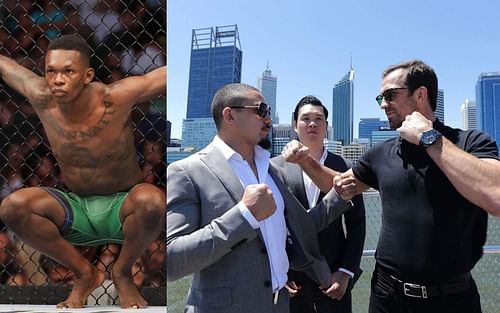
211, 83, 260, 130
383, 60, 438, 111
293, 95, 329, 122
47, 34, 91, 65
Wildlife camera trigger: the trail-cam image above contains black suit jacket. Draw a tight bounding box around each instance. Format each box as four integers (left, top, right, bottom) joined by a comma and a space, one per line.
272, 152, 366, 287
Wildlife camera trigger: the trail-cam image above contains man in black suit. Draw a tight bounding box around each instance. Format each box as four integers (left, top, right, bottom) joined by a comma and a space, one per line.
272, 96, 365, 313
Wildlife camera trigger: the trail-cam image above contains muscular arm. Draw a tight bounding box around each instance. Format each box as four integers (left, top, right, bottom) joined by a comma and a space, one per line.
107, 66, 166, 108
426, 137, 500, 216
282, 140, 370, 195
0, 55, 50, 107
399, 111, 500, 216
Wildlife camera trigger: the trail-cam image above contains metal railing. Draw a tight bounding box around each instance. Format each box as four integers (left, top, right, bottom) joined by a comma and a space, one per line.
167, 192, 500, 312
354, 192, 500, 312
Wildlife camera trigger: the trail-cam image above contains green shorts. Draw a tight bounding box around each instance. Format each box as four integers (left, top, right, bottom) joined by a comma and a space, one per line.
43, 187, 128, 246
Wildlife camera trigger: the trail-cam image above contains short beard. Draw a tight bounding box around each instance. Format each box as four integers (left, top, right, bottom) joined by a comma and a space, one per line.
388, 116, 403, 129
258, 137, 272, 150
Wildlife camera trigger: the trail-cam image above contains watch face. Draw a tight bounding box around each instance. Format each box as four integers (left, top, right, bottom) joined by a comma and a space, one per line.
420, 129, 441, 147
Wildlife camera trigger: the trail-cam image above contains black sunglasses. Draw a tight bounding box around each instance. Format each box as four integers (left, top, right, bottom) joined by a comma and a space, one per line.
231, 102, 271, 118
375, 88, 408, 105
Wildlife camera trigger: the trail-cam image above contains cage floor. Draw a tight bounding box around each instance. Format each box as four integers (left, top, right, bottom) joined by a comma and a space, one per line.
0, 305, 166, 313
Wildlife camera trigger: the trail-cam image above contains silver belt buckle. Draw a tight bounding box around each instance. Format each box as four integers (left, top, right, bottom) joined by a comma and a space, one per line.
403, 283, 427, 298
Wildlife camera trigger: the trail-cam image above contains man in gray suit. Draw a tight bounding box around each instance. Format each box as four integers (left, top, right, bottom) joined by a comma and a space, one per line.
167, 83, 354, 313
272, 96, 365, 313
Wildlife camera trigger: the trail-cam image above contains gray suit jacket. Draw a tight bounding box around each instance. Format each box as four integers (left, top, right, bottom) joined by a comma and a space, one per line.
272, 153, 365, 292
167, 143, 352, 313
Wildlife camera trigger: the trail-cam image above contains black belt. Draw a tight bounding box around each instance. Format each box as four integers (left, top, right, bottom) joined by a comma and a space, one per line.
376, 267, 472, 299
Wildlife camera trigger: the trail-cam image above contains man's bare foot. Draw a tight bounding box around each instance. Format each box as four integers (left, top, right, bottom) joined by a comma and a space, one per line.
56, 266, 105, 308
112, 270, 148, 309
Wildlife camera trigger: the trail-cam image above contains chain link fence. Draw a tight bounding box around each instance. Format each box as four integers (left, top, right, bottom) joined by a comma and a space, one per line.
351, 192, 500, 312
0, 0, 166, 305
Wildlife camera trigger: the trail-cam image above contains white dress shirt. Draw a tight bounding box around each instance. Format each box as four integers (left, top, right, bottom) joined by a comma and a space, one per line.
302, 148, 354, 278
212, 136, 288, 292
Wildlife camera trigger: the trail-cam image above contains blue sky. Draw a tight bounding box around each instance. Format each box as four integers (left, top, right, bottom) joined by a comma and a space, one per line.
168, 0, 500, 139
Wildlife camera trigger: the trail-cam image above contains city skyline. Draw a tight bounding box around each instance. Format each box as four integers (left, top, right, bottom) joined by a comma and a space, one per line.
168, 1, 500, 140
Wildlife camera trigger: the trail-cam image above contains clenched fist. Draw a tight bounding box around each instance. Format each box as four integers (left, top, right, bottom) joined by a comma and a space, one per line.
281, 140, 310, 164
398, 111, 433, 145
333, 172, 356, 201
242, 184, 276, 221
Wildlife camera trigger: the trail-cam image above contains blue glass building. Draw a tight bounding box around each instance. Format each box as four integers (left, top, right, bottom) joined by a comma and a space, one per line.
332, 68, 354, 145
166, 120, 171, 146
186, 25, 242, 119
371, 129, 399, 146
435, 89, 445, 123
476, 72, 500, 144
182, 25, 242, 150
358, 118, 389, 147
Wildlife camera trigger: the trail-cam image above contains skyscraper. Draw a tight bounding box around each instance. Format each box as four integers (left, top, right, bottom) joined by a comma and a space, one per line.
182, 25, 242, 150
271, 124, 296, 157
257, 65, 278, 123
358, 118, 389, 146
476, 72, 500, 142
166, 120, 172, 147
186, 25, 242, 118
332, 68, 354, 145
371, 129, 399, 146
435, 89, 445, 123
461, 99, 477, 130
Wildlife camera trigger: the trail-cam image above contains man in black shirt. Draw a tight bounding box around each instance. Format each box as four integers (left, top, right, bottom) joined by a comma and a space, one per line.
282, 60, 500, 313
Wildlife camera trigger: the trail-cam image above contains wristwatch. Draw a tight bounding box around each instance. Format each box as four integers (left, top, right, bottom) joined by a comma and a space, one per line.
419, 129, 442, 148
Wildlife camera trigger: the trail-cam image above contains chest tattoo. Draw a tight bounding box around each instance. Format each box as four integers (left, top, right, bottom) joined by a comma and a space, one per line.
46, 101, 115, 142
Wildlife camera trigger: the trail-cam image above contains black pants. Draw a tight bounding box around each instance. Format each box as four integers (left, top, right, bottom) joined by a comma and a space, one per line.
368, 268, 482, 313
290, 274, 352, 313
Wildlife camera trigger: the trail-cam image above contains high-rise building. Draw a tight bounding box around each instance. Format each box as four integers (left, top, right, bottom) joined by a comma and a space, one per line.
271, 124, 297, 157
324, 139, 342, 156
476, 72, 500, 142
341, 144, 366, 163
435, 89, 445, 123
326, 125, 333, 141
181, 118, 217, 151
352, 138, 371, 150
183, 25, 242, 149
166, 120, 172, 147
358, 118, 389, 146
371, 129, 399, 146
257, 65, 278, 123
461, 99, 477, 130
186, 25, 242, 118
332, 68, 354, 145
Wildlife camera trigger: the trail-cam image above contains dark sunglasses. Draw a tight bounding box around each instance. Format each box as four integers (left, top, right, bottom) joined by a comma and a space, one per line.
375, 87, 408, 105
231, 102, 271, 118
